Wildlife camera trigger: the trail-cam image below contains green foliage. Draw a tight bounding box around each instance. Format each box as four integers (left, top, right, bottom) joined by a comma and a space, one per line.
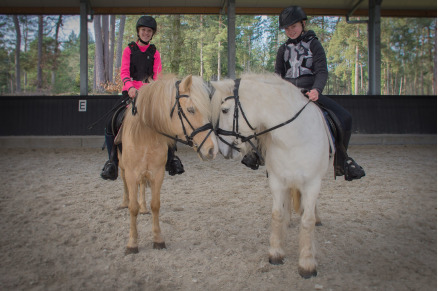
0, 14, 436, 95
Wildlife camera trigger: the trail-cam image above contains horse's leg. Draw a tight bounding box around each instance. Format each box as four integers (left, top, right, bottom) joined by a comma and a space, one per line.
139, 181, 149, 214
315, 201, 322, 226
268, 175, 289, 265
289, 188, 301, 227
149, 170, 166, 249
124, 170, 140, 254
297, 180, 321, 278
296, 191, 321, 227
118, 168, 129, 209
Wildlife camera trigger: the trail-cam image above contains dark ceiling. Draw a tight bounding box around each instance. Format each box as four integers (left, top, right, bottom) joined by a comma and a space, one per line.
1, 0, 436, 17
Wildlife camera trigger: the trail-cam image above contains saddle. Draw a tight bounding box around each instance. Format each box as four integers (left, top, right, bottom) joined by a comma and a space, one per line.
314, 101, 349, 178
112, 103, 128, 151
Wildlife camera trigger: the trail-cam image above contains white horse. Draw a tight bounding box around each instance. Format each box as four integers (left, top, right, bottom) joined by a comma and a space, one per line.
211, 73, 334, 278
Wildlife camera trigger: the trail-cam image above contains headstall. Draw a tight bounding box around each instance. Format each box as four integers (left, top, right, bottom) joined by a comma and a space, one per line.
160, 80, 214, 153
214, 79, 311, 159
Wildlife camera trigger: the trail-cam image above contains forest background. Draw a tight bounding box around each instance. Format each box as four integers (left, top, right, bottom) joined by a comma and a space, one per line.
0, 14, 436, 96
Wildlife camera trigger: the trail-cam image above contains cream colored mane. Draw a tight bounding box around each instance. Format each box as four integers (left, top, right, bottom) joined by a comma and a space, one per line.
124, 74, 212, 143
211, 73, 305, 161
211, 73, 291, 126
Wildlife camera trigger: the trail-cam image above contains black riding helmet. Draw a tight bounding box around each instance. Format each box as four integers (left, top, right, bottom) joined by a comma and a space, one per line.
136, 16, 157, 45
136, 15, 157, 33
279, 6, 307, 29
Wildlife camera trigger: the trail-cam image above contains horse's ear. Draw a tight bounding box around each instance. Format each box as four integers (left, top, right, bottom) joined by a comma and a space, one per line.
180, 75, 192, 92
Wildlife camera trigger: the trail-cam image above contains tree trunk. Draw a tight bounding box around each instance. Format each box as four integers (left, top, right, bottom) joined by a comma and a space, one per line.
102, 15, 109, 83
109, 15, 116, 83
13, 15, 21, 93
94, 15, 105, 92
217, 14, 222, 81
428, 25, 436, 95
399, 76, 403, 95
354, 25, 359, 95
115, 15, 125, 73
200, 15, 204, 77
52, 15, 62, 88
171, 15, 181, 74
37, 15, 43, 90
23, 15, 30, 91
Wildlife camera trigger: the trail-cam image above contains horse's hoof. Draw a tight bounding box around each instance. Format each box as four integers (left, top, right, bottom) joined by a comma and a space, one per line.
269, 256, 284, 265
298, 267, 317, 279
153, 242, 166, 250
117, 205, 128, 210
125, 247, 139, 255
139, 209, 150, 215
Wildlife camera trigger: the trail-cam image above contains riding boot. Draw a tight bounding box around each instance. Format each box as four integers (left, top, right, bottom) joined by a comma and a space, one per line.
344, 156, 365, 181
101, 133, 118, 180
335, 130, 365, 181
334, 146, 347, 177
166, 146, 185, 176
320, 103, 365, 181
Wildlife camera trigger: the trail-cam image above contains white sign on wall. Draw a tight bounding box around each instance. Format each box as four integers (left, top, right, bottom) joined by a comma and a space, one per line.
79, 100, 87, 112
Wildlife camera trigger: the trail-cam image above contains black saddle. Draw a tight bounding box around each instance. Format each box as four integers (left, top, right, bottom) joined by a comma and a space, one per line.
111, 104, 127, 136
315, 102, 349, 177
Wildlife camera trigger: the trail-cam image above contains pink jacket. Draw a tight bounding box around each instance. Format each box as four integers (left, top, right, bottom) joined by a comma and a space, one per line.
120, 41, 162, 93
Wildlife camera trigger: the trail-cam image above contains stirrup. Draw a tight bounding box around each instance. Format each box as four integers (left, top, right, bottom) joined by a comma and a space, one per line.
241, 152, 261, 170
344, 157, 365, 181
167, 156, 185, 176
101, 160, 118, 180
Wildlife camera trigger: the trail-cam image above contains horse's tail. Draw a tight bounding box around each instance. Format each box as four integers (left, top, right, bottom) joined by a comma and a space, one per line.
290, 188, 301, 214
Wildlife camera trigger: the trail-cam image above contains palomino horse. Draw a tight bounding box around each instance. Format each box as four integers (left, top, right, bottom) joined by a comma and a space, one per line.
118, 74, 218, 254
211, 74, 333, 278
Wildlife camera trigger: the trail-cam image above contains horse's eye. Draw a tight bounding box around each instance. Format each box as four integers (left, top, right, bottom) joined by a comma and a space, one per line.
221, 108, 229, 114
187, 107, 195, 114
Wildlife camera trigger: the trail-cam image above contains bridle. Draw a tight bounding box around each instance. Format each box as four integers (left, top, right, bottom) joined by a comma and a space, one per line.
160, 80, 214, 153
214, 79, 260, 155
214, 79, 311, 159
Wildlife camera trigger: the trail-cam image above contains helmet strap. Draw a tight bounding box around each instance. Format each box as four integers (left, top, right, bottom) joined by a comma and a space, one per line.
137, 35, 150, 45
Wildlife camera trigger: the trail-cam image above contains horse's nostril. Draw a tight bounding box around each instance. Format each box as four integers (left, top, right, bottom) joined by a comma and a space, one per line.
209, 148, 214, 157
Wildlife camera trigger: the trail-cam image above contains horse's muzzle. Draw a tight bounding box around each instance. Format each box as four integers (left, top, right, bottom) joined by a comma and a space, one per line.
197, 144, 217, 161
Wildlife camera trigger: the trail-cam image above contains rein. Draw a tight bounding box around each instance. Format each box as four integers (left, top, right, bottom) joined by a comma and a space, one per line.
159, 80, 214, 153
215, 79, 311, 156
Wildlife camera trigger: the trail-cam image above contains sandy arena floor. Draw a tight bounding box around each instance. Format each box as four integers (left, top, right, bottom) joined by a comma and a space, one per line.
0, 144, 436, 290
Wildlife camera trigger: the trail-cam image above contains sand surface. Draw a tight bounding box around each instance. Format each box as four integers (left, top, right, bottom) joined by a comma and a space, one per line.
0, 144, 436, 290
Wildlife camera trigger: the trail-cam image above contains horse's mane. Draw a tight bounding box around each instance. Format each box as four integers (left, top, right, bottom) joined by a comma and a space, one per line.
125, 74, 211, 143
211, 73, 304, 160
211, 73, 294, 126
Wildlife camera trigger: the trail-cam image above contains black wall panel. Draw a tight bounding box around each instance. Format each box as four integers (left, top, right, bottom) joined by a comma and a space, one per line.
0, 95, 436, 135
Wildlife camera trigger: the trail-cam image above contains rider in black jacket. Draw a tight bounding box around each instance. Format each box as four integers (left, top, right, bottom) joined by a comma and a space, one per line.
242, 6, 365, 181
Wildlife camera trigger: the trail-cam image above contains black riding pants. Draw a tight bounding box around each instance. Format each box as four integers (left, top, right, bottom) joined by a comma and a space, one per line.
104, 91, 129, 161
316, 94, 352, 150
105, 91, 129, 136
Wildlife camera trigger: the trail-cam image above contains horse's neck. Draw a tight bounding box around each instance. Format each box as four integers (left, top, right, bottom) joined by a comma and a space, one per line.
251, 89, 306, 129
127, 116, 168, 146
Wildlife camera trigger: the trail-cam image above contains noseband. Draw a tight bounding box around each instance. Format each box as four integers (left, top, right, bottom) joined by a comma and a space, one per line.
160, 80, 214, 153
214, 79, 262, 159
214, 79, 311, 158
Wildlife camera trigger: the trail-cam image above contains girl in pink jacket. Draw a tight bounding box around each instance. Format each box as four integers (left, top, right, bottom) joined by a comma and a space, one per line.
101, 16, 184, 180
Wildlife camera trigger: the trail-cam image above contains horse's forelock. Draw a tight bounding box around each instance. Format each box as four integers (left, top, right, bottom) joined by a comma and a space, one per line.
210, 79, 235, 125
